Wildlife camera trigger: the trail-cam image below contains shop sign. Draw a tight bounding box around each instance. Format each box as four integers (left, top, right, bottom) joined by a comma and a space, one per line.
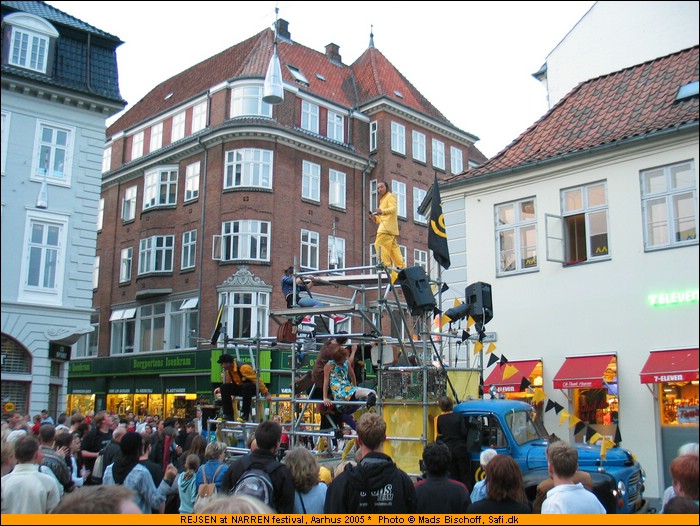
49, 343, 71, 361
560, 380, 598, 389
70, 362, 92, 374
72, 389, 93, 394
496, 386, 516, 393
131, 354, 195, 372
468, 332, 497, 343
135, 387, 154, 394
165, 387, 186, 394
108, 388, 131, 394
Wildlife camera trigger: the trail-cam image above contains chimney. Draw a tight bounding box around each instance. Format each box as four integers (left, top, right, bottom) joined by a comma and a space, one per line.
325, 43, 341, 63
276, 19, 291, 41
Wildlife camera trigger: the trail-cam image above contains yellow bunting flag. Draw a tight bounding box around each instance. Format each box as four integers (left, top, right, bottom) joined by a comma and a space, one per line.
532, 388, 546, 404
486, 342, 497, 354
588, 432, 602, 445
502, 363, 519, 380
568, 415, 582, 428
467, 315, 476, 328
559, 410, 570, 426
473, 341, 483, 355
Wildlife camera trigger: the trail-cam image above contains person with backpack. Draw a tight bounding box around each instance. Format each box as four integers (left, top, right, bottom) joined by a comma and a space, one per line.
221, 420, 295, 513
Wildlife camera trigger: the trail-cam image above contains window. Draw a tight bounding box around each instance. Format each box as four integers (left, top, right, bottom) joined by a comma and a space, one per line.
412, 131, 426, 162
170, 300, 199, 349
150, 122, 163, 152
227, 292, 269, 339
111, 311, 135, 355
369, 121, 378, 151
546, 182, 609, 264
414, 249, 428, 271
392, 180, 407, 219
302, 160, 321, 201
102, 146, 112, 174
224, 149, 273, 189
171, 111, 185, 142
138, 235, 174, 274
328, 236, 345, 272
131, 131, 144, 160
432, 139, 445, 170
496, 198, 537, 274
369, 244, 378, 267
327, 111, 344, 142
391, 122, 405, 155
301, 101, 319, 134
369, 179, 378, 214
143, 167, 178, 209
184, 161, 200, 201
231, 85, 272, 118
450, 146, 463, 175
75, 314, 99, 358
92, 256, 100, 289
8, 21, 51, 73
122, 186, 137, 221
641, 161, 697, 249
20, 212, 68, 304
329, 169, 346, 209
399, 245, 408, 266
97, 198, 104, 231
181, 230, 197, 270
300, 229, 320, 270
34, 122, 73, 182
214, 220, 270, 262
139, 303, 166, 352
413, 187, 427, 224
191, 101, 207, 133
288, 65, 309, 85
119, 247, 132, 283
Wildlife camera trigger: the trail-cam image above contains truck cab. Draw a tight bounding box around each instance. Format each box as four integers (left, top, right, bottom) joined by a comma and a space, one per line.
453, 398, 647, 513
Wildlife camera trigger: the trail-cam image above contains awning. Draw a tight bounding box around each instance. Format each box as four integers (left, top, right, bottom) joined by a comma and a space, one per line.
553, 354, 615, 389
484, 359, 541, 393
640, 348, 699, 383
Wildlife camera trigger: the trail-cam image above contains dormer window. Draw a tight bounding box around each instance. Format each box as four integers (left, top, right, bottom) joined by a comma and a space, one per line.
4, 13, 59, 75
287, 65, 309, 85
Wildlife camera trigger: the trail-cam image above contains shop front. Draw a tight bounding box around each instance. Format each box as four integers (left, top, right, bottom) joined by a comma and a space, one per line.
553, 353, 619, 443
484, 359, 544, 420
639, 347, 699, 488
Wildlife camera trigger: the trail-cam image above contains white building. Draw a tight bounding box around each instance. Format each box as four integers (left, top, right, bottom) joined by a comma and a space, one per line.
1, 1, 125, 418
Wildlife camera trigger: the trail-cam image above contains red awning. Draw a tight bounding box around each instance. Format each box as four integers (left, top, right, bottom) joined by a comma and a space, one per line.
553, 354, 615, 389
640, 348, 699, 384
484, 360, 541, 393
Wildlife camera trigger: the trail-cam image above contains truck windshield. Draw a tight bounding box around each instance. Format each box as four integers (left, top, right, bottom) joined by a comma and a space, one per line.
505, 409, 548, 445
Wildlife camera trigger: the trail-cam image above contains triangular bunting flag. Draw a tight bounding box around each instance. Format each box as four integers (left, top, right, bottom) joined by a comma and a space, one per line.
473, 341, 483, 355
588, 432, 602, 445
441, 283, 449, 293
499, 354, 508, 366
574, 421, 587, 435
553, 402, 564, 414
487, 353, 499, 367
467, 315, 475, 328
519, 377, 531, 392
433, 307, 442, 317
460, 330, 469, 343
559, 410, 570, 426
532, 389, 546, 404
613, 425, 622, 445
545, 399, 556, 413
568, 415, 581, 429
486, 342, 497, 354
502, 363, 519, 381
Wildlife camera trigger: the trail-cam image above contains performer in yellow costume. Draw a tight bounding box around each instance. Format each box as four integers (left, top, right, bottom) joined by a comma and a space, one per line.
368, 181, 405, 283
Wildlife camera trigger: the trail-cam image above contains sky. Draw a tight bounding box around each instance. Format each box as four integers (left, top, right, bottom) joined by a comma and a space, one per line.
47, 1, 595, 158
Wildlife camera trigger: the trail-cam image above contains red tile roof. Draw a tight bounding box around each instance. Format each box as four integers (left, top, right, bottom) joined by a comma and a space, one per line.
108, 26, 456, 137
448, 46, 699, 182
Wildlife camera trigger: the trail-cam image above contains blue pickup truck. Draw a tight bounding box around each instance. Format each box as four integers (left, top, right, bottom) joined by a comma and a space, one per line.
452, 398, 648, 513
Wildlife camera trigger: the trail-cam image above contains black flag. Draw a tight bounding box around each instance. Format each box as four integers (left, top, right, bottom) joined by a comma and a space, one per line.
428, 173, 451, 269
210, 304, 224, 345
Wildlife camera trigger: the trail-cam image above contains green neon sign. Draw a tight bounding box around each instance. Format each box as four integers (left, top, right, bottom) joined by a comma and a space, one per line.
648, 289, 699, 307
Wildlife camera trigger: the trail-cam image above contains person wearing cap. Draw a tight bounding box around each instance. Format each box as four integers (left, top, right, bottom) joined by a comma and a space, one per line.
214, 354, 272, 421
177, 421, 198, 451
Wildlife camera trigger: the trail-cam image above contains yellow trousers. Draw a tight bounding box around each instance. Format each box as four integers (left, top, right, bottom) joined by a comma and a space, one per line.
375, 232, 405, 283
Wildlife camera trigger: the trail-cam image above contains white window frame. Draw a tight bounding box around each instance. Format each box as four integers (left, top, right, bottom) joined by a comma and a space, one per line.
111, 311, 135, 355
223, 291, 270, 339
171, 111, 186, 142
369, 179, 378, 214
328, 235, 345, 273
230, 85, 272, 118
119, 247, 132, 283
224, 149, 273, 189
329, 169, 346, 209
432, 138, 445, 170
399, 245, 408, 265
641, 160, 697, 250
8, 21, 52, 73
412, 131, 426, 163
97, 198, 104, 231
213, 220, 270, 262
92, 256, 100, 289
143, 167, 178, 210
131, 131, 144, 160
450, 146, 463, 175
32, 120, 74, 184
327, 111, 344, 142
414, 248, 428, 271
122, 186, 137, 221
138, 235, 175, 275
301, 101, 319, 134
302, 160, 321, 202
18, 209, 69, 306
413, 187, 427, 224
184, 161, 200, 201
496, 198, 538, 275
191, 101, 207, 133
139, 303, 166, 353
391, 122, 406, 155
102, 145, 111, 174
392, 180, 407, 219
170, 299, 199, 350
149, 122, 163, 152
181, 230, 197, 270
369, 121, 378, 152
300, 229, 320, 270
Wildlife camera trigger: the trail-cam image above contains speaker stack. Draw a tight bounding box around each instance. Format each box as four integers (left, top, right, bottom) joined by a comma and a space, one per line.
396, 266, 436, 316
465, 281, 493, 326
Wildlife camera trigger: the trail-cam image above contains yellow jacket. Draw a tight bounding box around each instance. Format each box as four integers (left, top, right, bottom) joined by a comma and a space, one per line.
372, 192, 400, 236
224, 362, 269, 395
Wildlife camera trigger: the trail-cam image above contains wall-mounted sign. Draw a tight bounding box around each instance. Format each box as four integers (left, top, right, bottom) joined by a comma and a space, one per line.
648, 289, 699, 307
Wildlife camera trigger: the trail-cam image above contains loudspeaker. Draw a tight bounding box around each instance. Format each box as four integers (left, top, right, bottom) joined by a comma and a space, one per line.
465, 281, 493, 326
397, 266, 436, 316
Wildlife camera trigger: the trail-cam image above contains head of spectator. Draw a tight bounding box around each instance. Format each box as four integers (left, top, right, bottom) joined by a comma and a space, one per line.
421, 441, 452, 477
75, 422, 90, 438
53, 431, 73, 460
485, 454, 528, 504
56, 413, 68, 428
204, 440, 227, 461
94, 410, 113, 432
438, 396, 454, 413
285, 446, 320, 493
187, 434, 208, 457
5, 428, 27, 444
13, 435, 42, 465
547, 440, 578, 480
182, 453, 200, 481
39, 423, 57, 446
197, 494, 274, 514
112, 425, 127, 443
678, 442, 699, 457
51, 485, 141, 513
480, 448, 498, 470
69, 412, 85, 429
255, 420, 282, 452
334, 460, 356, 478
8, 411, 24, 430
1, 440, 16, 476
356, 412, 386, 456
670, 454, 699, 500
663, 495, 699, 514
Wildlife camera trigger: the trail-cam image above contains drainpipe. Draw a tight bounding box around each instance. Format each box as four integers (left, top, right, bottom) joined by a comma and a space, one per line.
196, 136, 208, 332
